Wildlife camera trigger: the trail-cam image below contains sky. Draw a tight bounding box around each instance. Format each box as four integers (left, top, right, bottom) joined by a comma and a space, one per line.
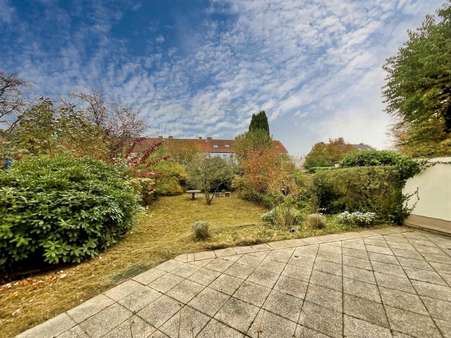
0, 0, 446, 155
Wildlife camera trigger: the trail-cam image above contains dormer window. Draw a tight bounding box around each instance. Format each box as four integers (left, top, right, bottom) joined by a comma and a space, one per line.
225, 144, 230, 148
213, 144, 219, 148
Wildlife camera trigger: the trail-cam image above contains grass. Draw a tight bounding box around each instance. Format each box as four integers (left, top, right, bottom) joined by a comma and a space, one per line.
0, 194, 388, 337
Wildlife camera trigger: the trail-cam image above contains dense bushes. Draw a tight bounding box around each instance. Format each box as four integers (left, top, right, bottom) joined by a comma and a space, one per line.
153, 160, 187, 195
311, 166, 406, 223
0, 155, 139, 271
261, 199, 302, 228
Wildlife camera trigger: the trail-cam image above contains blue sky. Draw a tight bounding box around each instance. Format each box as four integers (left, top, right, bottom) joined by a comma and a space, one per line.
0, 0, 446, 155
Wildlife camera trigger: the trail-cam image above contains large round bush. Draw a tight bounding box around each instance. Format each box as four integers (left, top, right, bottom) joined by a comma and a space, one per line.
0, 155, 139, 271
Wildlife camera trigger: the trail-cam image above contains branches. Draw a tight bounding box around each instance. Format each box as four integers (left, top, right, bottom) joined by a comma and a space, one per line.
0, 71, 26, 131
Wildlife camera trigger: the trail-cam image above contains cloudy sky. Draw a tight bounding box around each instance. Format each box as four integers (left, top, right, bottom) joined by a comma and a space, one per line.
0, 0, 446, 155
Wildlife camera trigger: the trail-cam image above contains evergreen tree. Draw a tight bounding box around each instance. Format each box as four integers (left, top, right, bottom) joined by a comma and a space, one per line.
249, 111, 270, 135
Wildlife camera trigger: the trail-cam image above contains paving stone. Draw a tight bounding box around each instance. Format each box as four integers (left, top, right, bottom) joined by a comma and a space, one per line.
133, 268, 166, 285
17, 313, 76, 338
198, 319, 245, 338
204, 258, 236, 272
344, 315, 392, 338
405, 268, 446, 285
343, 265, 375, 284
188, 267, 221, 286
344, 277, 381, 303
214, 297, 259, 332
159, 306, 210, 338
295, 325, 330, 337
344, 294, 389, 328
148, 330, 170, 337
166, 279, 204, 303
67, 294, 114, 323
194, 250, 216, 260
392, 247, 423, 260
156, 260, 187, 273
171, 262, 199, 278
137, 295, 182, 328
266, 248, 294, 264
233, 281, 271, 307
118, 286, 162, 312
57, 325, 89, 338
275, 275, 308, 299
263, 289, 302, 322
368, 252, 400, 265
210, 274, 243, 295
343, 255, 372, 270
366, 245, 393, 256
386, 306, 442, 338
342, 240, 366, 250
310, 270, 342, 291
247, 267, 280, 288
102, 315, 156, 338
422, 296, 451, 321
343, 247, 369, 259
214, 247, 238, 257
422, 253, 451, 264
396, 256, 432, 271
188, 287, 229, 316
79, 303, 132, 338
248, 310, 297, 338
283, 263, 313, 282
374, 272, 415, 293
372, 261, 406, 277
314, 259, 342, 276
298, 301, 342, 338
104, 280, 148, 301
435, 319, 451, 338
149, 273, 184, 293
225, 262, 256, 279
259, 260, 286, 274
379, 287, 427, 315
412, 280, 451, 302
305, 284, 342, 312
430, 261, 451, 274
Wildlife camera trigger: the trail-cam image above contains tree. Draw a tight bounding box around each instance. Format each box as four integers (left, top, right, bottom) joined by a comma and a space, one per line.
383, 3, 451, 155
0, 71, 25, 132
249, 111, 270, 135
187, 154, 234, 205
304, 138, 355, 169
234, 129, 272, 160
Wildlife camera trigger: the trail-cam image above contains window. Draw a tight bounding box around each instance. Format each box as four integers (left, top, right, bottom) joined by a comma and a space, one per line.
225, 144, 230, 148
213, 144, 219, 148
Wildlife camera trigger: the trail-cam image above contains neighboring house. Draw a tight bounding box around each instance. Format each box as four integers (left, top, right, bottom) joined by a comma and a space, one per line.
131, 136, 288, 159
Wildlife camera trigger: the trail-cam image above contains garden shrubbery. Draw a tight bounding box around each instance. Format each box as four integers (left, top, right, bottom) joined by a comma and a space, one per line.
0, 155, 139, 271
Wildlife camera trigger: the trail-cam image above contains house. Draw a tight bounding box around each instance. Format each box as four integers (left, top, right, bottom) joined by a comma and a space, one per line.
131, 136, 288, 159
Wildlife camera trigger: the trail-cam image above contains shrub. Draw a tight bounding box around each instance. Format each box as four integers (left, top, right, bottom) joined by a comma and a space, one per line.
261, 200, 302, 228
130, 177, 156, 206
192, 221, 209, 240
336, 211, 377, 226
306, 213, 326, 229
153, 160, 187, 196
311, 166, 406, 223
0, 155, 139, 271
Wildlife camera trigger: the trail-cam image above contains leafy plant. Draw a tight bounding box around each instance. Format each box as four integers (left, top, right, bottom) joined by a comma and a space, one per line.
306, 214, 326, 229
0, 155, 139, 271
261, 199, 302, 228
192, 221, 209, 240
304, 137, 357, 170
336, 211, 377, 226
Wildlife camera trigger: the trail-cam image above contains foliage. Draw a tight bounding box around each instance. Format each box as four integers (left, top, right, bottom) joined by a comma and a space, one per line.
248, 111, 270, 135
233, 129, 272, 160
261, 198, 302, 228
306, 214, 326, 229
130, 177, 156, 206
162, 138, 201, 165
336, 211, 377, 226
153, 160, 187, 195
187, 154, 234, 204
304, 138, 357, 170
0, 155, 139, 271
0, 71, 25, 131
192, 221, 209, 240
341, 150, 421, 181
383, 4, 451, 156
311, 166, 409, 223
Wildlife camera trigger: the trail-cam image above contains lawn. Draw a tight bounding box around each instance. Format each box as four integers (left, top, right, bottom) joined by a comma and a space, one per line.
0, 194, 382, 337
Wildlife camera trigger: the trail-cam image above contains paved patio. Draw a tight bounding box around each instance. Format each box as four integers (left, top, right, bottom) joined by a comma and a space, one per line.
17, 227, 451, 338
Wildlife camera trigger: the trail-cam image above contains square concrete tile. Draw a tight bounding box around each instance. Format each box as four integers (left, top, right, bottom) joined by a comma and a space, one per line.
214, 297, 259, 332
283, 263, 313, 282
188, 267, 221, 286
343, 255, 372, 270
118, 286, 162, 312
310, 270, 342, 291
233, 281, 271, 307
422, 296, 451, 321
204, 258, 236, 273
259, 260, 286, 274
305, 284, 342, 312
343, 247, 368, 259
298, 301, 342, 338
159, 306, 210, 338
188, 287, 229, 316
198, 319, 245, 338
137, 295, 182, 328
412, 280, 451, 302
372, 261, 406, 277
210, 274, 243, 295
263, 289, 302, 322
247, 268, 280, 288
214, 247, 238, 257
344, 294, 389, 328
344, 315, 392, 338
396, 256, 431, 271
343, 265, 375, 284
67, 294, 114, 323
435, 319, 451, 338
57, 326, 90, 338
103, 315, 156, 338
149, 273, 184, 293
379, 287, 427, 315
248, 310, 297, 338
194, 251, 216, 261
104, 280, 148, 301
171, 263, 200, 278
374, 272, 415, 294
266, 249, 294, 264
366, 245, 393, 256
17, 313, 76, 338
225, 262, 256, 279
368, 252, 399, 265
166, 279, 204, 304
405, 268, 446, 285
392, 247, 423, 260
386, 306, 442, 338
79, 303, 132, 338
314, 259, 342, 276
430, 262, 451, 274
295, 325, 330, 337
133, 268, 166, 285
275, 275, 308, 299
238, 253, 266, 266
344, 278, 381, 303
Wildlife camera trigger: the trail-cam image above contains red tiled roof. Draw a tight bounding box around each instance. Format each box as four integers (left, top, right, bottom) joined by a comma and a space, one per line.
131, 137, 288, 154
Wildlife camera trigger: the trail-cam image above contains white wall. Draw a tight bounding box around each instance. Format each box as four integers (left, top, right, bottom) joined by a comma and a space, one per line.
403, 157, 451, 221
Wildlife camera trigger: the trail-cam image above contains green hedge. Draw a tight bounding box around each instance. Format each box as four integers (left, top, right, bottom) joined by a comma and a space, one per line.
312, 166, 406, 223
0, 155, 139, 271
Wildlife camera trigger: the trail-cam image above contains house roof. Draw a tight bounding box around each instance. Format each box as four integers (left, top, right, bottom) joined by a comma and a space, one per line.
131, 137, 288, 155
